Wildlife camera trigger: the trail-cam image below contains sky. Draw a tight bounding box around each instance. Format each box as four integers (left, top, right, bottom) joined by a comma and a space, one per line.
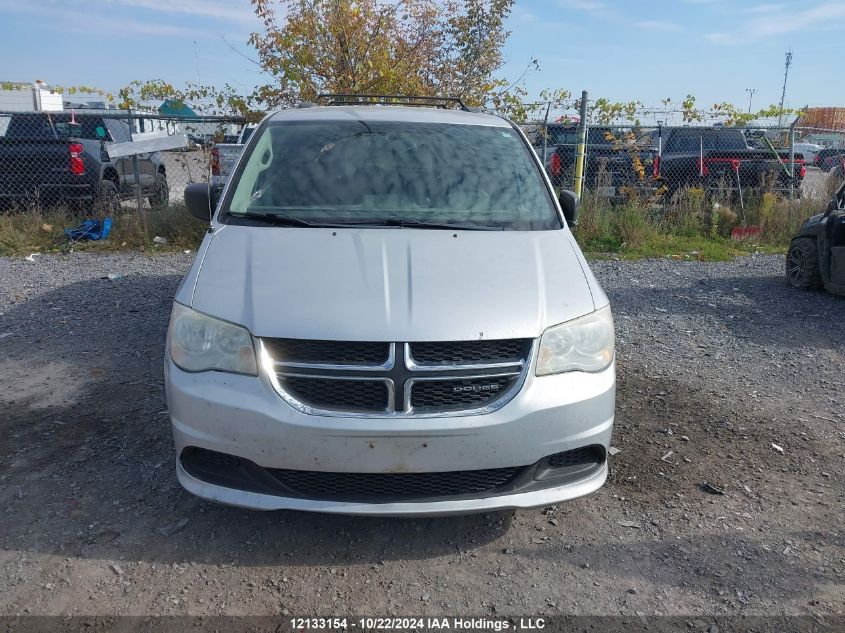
1, 0, 843, 116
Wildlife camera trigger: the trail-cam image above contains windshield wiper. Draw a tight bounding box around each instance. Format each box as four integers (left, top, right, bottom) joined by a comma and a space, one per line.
226, 211, 348, 228
227, 212, 502, 231
339, 218, 503, 231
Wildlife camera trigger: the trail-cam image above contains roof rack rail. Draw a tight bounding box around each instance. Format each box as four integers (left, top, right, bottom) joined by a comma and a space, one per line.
316, 94, 476, 112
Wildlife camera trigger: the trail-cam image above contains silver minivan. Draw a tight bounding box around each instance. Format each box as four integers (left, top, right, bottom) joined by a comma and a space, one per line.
166, 101, 615, 516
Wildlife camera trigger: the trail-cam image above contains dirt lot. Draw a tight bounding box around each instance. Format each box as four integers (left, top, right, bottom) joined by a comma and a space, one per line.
0, 252, 842, 624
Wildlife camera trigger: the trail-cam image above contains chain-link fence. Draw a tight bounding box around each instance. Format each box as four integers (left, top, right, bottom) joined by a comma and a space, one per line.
793, 125, 845, 200
0, 109, 246, 216
2, 105, 843, 223
523, 121, 845, 208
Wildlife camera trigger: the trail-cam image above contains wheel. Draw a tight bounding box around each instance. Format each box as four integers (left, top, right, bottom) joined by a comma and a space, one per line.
99, 179, 122, 214
77, 180, 120, 217
148, 173, 169, 208
785, 238, 823, 290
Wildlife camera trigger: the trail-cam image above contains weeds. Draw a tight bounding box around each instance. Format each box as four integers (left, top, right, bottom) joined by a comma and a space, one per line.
0, 186, 829, 261
0, 204, 206, 256
575, 187, 824, 260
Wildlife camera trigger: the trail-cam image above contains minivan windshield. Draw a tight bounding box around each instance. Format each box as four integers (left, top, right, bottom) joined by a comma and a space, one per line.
223, 120, 561, 230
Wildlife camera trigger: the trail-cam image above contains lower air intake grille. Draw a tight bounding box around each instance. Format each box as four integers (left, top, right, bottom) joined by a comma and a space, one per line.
180, 446, 605, 503
270, 466, 523, 501
546, 445, 606, 469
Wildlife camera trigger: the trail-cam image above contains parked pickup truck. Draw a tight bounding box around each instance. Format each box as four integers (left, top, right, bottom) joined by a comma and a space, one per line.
210, 124, 258, 189
653, 127, 805, 197
814, 147, 845, 172
546, 126, 658, 200
0, 112, 169, 212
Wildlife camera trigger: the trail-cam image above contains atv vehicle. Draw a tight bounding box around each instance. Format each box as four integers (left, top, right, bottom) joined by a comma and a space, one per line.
786, 180, 845, 296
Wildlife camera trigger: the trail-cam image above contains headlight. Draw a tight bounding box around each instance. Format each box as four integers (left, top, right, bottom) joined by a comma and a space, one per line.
167, 303, 257, 375
536, 305, 614, 376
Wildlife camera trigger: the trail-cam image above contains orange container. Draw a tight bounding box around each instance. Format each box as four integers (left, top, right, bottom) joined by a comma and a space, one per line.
801, 108, 845, 131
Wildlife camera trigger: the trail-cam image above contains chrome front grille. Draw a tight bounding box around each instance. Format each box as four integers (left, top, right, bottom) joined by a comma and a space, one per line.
259, 338, 533, 417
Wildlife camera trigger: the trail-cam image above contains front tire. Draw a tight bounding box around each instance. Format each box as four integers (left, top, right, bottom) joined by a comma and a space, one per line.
95, 179, 121, 216
786, 238, 823, 290
148, 174, 169, 208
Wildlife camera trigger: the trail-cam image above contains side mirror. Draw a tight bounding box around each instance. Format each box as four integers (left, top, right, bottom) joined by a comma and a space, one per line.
184, 183, 217, 221
559, 189, 579, 228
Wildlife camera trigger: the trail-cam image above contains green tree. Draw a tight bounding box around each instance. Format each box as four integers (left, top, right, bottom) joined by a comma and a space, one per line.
248, 0, 514, 106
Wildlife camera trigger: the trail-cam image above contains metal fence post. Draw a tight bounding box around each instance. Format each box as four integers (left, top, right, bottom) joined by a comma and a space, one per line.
573, 91, 588, 199
125, 108, 147, 237
541, 101, 551, 166
132, 154, 144, 214
788, 119, 797, 223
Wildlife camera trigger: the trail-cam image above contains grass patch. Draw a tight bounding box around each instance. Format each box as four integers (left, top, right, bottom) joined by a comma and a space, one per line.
0, 187, 829, 261
0, 204, 206, 256
576, 188, 825, 261
586, 234, 768, 262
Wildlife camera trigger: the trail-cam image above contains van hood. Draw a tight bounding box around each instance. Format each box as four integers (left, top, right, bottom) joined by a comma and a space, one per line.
187, 226, 600, 341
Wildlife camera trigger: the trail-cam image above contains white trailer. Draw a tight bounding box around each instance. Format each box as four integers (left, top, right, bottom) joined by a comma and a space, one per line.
0, 81, 63, 112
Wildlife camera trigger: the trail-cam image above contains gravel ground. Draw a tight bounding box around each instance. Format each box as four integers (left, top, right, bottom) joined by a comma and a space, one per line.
0, 251, 842, 624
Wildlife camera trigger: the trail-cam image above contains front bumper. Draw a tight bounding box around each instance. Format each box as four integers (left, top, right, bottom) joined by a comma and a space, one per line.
175, 458, 608, 516
165, 356, 615, 515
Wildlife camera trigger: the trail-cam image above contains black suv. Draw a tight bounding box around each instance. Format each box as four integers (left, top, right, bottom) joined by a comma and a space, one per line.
0, 112, 169, 211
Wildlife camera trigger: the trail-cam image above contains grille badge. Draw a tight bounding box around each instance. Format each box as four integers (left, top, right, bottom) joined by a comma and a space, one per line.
452, 384, 502, 394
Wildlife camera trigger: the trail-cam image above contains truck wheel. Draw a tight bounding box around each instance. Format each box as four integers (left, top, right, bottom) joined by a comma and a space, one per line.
785, 238, 823, 290
148, 175, 169, 208
96, 180, 121, 215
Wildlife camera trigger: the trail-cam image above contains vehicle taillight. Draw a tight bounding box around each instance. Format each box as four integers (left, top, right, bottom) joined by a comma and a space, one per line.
799, 165, 806, 179
652, 154, 660, 178
211, 146, 220, 176
550, 153, 561, 177
69, 142, 85, 175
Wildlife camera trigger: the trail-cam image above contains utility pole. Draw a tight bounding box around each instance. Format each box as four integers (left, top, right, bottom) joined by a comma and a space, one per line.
778, 50, 792, 126
745, 88, 757, 115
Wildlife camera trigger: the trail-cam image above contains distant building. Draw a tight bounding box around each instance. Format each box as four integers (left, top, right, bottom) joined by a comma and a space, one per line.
0, 80, 63, 112
800, 107, 845, 131
158, 98, 238, 139
64, 100, 120, 110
